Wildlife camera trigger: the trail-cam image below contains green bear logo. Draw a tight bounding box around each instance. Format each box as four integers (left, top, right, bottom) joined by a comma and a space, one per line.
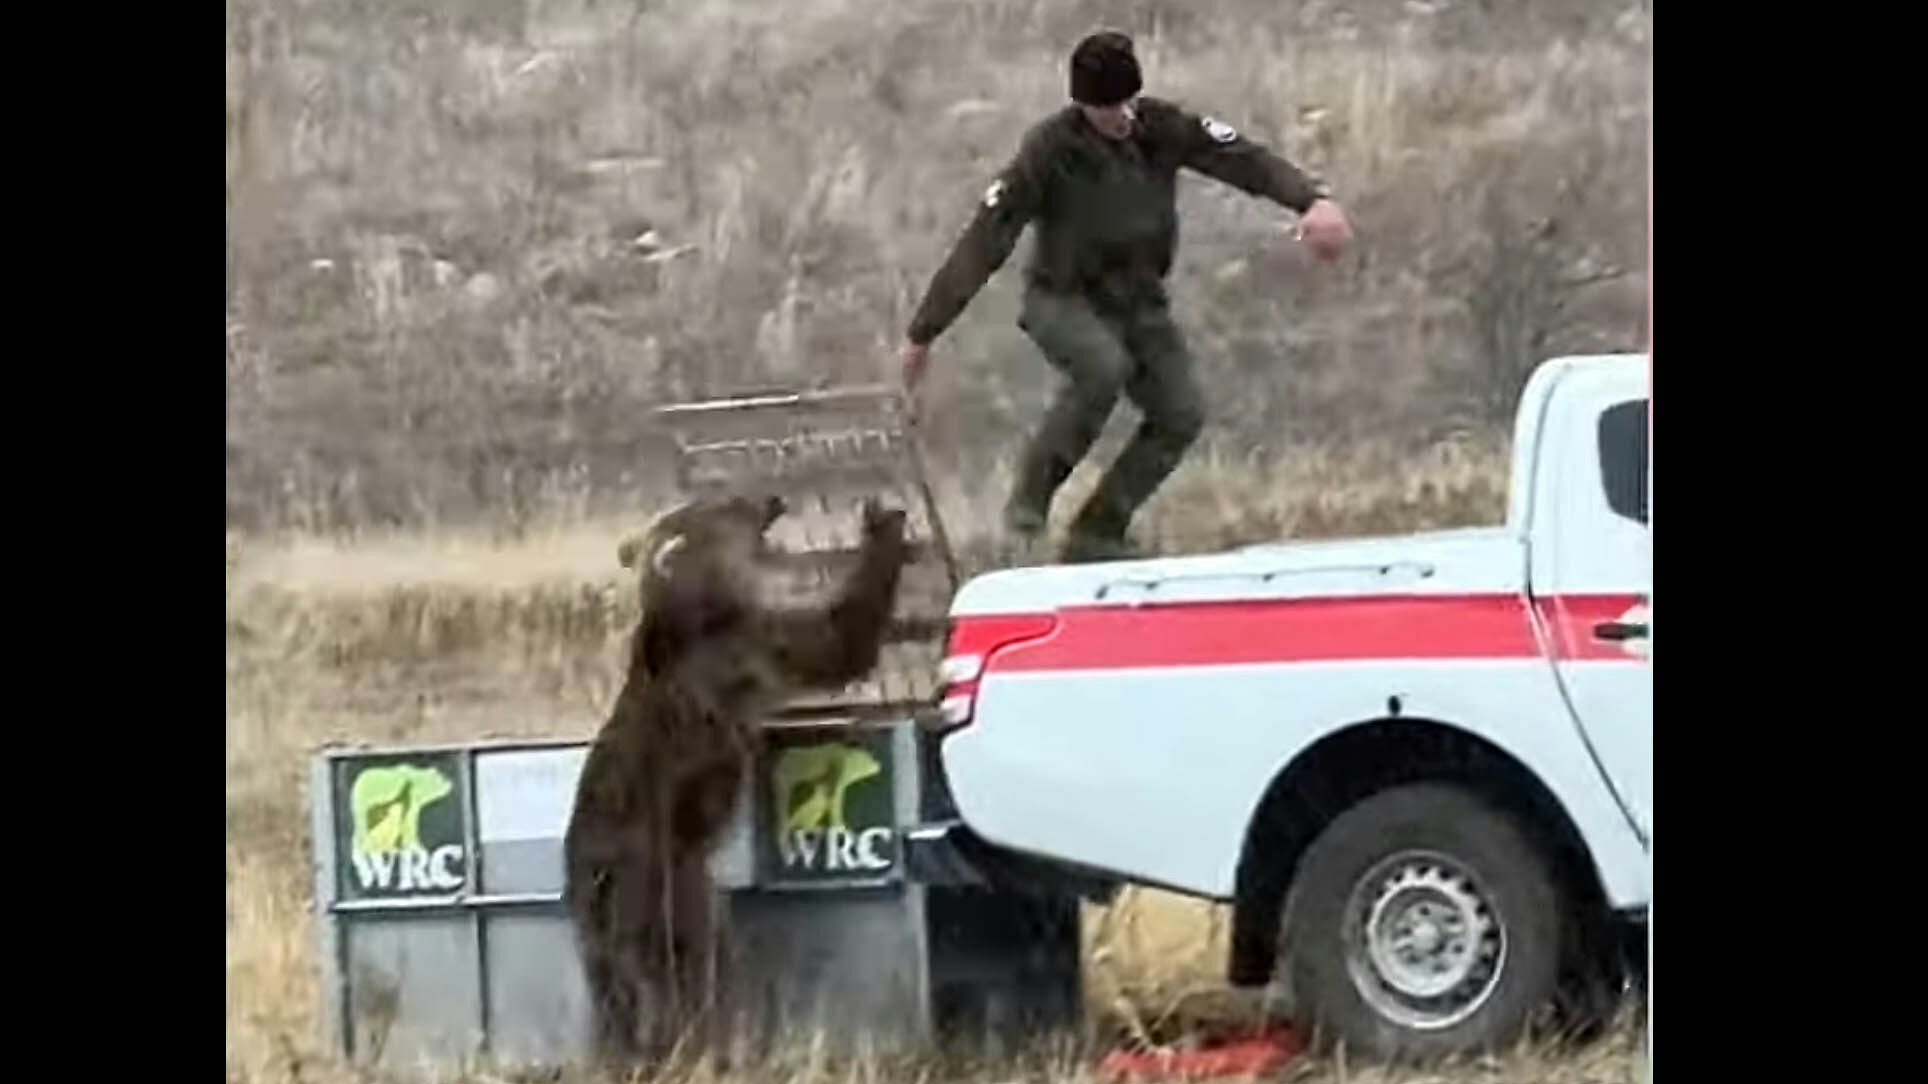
772, 743, 882, 835
351, 765, 454, 855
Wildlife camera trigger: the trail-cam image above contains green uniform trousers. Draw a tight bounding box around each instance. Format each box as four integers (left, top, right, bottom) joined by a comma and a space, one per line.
1009, 286, 1206, 541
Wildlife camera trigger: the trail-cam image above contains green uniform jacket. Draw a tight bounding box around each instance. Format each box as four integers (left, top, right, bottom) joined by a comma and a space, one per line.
906, 98, 1328, 346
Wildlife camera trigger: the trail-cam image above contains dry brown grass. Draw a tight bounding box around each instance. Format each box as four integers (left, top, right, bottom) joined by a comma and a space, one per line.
224, 451, 1642, 1084
225, 0, 1649, 532
227, 0, 1647, 1078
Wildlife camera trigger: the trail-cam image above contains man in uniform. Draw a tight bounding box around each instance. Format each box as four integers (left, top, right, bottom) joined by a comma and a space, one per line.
898, 30, 1354, 562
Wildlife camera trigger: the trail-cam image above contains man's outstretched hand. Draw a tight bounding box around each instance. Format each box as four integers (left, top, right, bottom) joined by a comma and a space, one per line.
1296, 198, 1354, 261
899, 340, 931, 394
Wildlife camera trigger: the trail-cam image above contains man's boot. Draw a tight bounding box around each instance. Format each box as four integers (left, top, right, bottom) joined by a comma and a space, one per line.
1060, 490, 1140, 564
1059, 408, 1198, 563
1001, 497, 1050, 565
1003, 416, 1087, 558
1061, 529, 1141, 564
1002, 491, 1048, 539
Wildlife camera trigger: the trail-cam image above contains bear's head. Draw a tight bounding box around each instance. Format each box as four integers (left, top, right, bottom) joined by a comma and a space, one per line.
616, 493, 788, 674
618, 493, 786, 582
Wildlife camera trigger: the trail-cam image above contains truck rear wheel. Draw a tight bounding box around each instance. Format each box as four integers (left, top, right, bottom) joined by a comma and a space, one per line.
1280, 782, 1563, 1060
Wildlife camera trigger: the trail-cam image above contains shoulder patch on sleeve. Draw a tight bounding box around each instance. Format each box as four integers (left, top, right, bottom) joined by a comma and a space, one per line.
1201, 116, 1238, 143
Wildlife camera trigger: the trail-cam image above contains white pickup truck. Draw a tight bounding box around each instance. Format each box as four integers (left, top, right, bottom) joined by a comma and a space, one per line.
920, 353, 1650, 1057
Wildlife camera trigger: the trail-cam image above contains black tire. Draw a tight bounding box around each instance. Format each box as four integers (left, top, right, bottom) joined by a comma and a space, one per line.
1281, 782, 1564, 1061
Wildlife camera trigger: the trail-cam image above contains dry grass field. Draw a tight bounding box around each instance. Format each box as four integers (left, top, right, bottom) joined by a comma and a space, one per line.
224, 451, 1644, 1084
225, 0, 1649, 1079
226, 0, 1649, 533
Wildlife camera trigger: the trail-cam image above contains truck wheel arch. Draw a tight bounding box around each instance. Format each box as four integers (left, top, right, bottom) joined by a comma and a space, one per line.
1226, 716, 1612, 989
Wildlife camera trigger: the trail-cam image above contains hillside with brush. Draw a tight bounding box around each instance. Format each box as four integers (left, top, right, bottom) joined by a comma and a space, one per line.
227, 0, 1650, 535
225, 1, 1650, 1081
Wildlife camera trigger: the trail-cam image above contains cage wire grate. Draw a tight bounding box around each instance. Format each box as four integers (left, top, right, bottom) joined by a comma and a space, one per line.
652, 384, 959, 712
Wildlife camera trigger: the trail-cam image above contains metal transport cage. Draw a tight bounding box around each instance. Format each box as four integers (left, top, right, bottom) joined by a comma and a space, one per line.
308, 386, 1083, 1073
310, 725, 1084, 1071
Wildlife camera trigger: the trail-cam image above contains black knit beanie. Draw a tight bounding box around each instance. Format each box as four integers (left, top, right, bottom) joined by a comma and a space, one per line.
1069, 31, 1142, 106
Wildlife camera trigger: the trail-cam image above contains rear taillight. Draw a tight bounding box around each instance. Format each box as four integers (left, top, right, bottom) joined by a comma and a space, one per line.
936, 613, 1057, 730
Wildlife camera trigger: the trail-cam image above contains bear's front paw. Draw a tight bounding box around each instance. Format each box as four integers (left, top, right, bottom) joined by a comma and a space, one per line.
860, 499, 908, 543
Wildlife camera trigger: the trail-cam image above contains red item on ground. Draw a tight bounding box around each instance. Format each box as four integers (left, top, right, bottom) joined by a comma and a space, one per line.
1098, 1026, 1307, 1079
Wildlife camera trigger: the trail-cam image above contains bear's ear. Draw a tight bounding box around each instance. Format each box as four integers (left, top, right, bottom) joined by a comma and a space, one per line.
648, 533, 688, 577
616, 529, 689, 574
619, 497, 701, 569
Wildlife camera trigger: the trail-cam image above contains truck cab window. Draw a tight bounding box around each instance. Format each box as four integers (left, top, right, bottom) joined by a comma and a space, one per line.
1598, 398, 1649, 525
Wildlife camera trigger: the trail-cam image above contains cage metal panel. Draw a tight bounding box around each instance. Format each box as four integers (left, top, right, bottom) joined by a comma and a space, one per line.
309, 721, 978, 1070
309, 717, 1080, 1070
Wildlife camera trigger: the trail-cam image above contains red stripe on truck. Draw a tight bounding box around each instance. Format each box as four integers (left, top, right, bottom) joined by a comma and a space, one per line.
953, 593, 1642, 674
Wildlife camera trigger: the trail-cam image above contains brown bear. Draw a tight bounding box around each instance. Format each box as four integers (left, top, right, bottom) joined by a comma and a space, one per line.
564, 493, 910, 1067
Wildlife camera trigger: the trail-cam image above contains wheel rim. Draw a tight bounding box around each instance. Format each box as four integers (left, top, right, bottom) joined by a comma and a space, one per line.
1341, 850, 1506, 1031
